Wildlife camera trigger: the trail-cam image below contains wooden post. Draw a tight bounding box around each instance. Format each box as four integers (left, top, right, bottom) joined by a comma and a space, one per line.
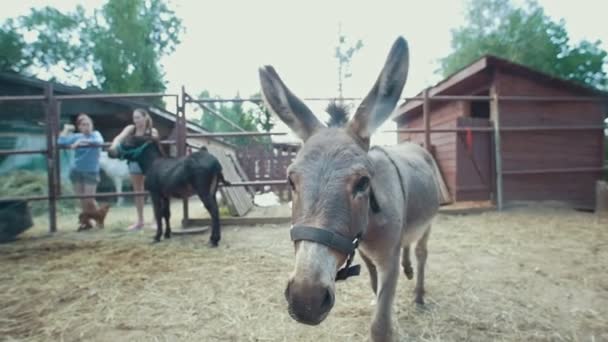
596, 180, 608, 221
180, 86, 189, 226
490, 86, 503, 211
423, 88, 431, 151
44, 83, 58, 232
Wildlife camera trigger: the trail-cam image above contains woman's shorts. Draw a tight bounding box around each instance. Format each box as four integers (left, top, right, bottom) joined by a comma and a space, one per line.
69, 169, 100, 185
128, 161, 143, 175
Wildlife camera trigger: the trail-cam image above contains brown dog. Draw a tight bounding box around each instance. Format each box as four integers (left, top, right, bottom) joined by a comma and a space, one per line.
78, 203, 111, 231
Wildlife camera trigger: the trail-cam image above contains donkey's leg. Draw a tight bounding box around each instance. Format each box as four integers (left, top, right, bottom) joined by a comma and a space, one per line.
197, 174, 220, 247
370, 249, 400, 342
414, 227, 431, 305
163, 197, 171, 239
200, 194, 220, 247
401, 246, 414, 280
150, 194, 163, 243
359, 251, 378, 295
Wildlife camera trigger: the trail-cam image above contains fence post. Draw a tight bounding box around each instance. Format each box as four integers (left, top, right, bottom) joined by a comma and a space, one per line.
44, 83, 58, 232
179, 86, 189, 226
54, 101, 62, 197
423, 88, 431, 151
490, 87, 503, 211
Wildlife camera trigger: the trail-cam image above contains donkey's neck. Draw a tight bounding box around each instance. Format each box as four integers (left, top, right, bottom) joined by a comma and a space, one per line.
135, 147, 162, 174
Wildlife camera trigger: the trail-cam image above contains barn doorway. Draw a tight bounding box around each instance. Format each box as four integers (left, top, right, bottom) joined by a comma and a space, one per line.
456, 115, 493, 201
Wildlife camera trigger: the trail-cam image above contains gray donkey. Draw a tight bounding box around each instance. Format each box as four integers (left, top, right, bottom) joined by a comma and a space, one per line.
259, 37, 442, 342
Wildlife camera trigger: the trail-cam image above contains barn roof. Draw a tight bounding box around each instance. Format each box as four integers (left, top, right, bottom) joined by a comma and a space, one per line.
0, 71, 212, 135
392, 55, 608, 121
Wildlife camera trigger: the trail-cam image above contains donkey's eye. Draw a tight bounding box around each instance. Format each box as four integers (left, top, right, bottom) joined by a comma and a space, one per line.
288, 177, 296, 191
354, 176, 370, 194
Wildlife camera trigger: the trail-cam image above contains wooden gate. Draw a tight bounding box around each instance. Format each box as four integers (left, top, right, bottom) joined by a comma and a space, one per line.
236, 143, 299, 201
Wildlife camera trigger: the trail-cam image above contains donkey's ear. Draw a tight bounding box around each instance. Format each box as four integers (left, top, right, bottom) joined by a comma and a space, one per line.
347, 37, 409, 150
259, 66, 324, 141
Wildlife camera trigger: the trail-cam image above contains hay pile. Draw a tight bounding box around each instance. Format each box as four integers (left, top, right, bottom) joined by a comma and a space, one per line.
0, 204, 607, 341
0, 171, 77, 216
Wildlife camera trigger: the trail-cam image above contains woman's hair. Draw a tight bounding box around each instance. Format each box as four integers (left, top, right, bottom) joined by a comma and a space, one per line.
133, 108, 154, 134
75, 113, 93, 128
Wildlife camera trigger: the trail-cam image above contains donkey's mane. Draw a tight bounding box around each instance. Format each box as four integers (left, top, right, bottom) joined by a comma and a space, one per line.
325, 101, 351, 128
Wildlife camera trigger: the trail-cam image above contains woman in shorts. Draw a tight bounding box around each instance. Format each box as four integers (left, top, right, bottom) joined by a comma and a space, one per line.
109, 108, 159, 231
57, 113, 104, 215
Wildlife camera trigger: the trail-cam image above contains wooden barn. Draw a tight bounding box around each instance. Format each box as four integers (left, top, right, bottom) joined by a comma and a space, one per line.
393, 55, 607, 209
0, 72, 254, 216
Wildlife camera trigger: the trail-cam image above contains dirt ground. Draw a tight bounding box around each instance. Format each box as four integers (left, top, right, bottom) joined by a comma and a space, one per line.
1, 202, 607, 341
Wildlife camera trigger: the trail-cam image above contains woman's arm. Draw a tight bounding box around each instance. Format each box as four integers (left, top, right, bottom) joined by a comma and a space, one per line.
109, 125, 134, 150
57, 124, 78, 145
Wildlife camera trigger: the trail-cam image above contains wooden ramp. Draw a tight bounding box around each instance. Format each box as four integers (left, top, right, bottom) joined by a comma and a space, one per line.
431, 149, 452, 205
187, 139, 254, 217
172, 226, 209, 236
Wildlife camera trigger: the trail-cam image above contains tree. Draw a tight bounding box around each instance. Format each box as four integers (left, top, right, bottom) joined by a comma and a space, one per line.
439, 0, 608, 89
0, 19, 31, 72
0, 0, 182, 94
335, 23, 363, 101
88, 0, 182, 93
249, 92, 274, 133
198, 91, 273, 146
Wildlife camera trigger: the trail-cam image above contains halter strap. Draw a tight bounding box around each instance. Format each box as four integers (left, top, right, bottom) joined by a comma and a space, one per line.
290, 225, 362, 281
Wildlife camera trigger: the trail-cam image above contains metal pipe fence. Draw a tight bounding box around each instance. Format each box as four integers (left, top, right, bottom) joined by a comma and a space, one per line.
1, 84, 606, 232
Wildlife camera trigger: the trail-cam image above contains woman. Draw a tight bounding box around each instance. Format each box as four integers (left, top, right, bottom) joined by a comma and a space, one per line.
109, 108, 159, 231
57, 113, 104, 216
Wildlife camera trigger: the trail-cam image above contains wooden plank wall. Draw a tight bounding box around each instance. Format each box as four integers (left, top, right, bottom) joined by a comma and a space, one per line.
496, 71, 606, 208
397, 101, 465, 197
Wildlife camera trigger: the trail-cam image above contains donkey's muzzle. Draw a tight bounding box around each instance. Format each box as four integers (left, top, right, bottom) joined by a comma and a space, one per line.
285, 279, 334, 325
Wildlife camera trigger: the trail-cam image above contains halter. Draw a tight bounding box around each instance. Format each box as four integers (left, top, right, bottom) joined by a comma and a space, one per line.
288, 148, 406, 282
290, 225, 362, 281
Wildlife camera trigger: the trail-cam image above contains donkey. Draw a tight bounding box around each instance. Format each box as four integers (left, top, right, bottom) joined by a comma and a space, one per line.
259, 37, 442, 342
109, 136, 230, 246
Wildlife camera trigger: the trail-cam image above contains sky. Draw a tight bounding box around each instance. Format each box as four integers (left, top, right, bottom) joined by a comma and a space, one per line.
2, 0, 608, 144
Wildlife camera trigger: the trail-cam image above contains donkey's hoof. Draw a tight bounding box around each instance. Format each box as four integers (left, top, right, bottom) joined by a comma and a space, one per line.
414, 291, 426, 307
404, 267, 414, 280
207, 240, 219, 248
153, 237, 162, 243
415, 300, 435, 313
164, 232, 171, 239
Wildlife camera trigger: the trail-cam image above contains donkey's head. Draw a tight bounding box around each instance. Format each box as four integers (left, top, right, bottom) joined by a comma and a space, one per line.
259, 37, 409, 325
109, 135, 164, 173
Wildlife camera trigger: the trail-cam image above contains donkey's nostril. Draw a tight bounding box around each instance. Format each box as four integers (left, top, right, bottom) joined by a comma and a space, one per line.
321, 288, 334, 312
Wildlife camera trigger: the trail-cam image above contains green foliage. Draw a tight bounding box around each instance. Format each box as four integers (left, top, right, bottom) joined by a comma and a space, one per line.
0, 0, 182, 97
88, 0, 182, 93
0, 19, 32, 72
198, 91, 274, 146
439, 0, 608, 89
